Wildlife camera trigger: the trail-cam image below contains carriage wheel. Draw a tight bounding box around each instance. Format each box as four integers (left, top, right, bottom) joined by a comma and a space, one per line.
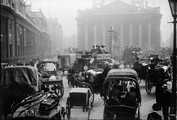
145, 75, 152, 94
66, 97, 71, 119
83, 83, 95, 104
54, 85, 64, 98
136, 104, 141, 120
87, 98, 92, 120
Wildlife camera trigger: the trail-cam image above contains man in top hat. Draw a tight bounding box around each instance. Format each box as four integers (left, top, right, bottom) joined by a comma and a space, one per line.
96, 45, 102, 54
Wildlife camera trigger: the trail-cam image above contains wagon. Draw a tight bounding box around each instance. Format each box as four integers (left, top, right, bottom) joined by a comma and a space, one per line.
102, 68, 141, 120
65, 87, 94, 119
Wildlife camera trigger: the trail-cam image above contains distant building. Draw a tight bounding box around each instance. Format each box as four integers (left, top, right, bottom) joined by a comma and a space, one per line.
76, 0, 162, 58
1, 0, 51, 64
47, 18, 63, 55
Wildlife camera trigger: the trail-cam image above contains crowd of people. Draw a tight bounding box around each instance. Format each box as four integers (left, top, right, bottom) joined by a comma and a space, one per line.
90, 45, 109, 55
123, 46, 142, 66
1, 46, 174, 120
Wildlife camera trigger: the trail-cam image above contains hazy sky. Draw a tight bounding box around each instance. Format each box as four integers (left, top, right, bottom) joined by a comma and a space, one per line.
28, 0, 173, 45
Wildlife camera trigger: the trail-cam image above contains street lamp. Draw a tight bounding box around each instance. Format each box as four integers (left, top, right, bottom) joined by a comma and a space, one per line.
168, 0, 177, 120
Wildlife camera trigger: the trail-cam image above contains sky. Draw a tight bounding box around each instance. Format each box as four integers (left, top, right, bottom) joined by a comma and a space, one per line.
27, 0, 173, 46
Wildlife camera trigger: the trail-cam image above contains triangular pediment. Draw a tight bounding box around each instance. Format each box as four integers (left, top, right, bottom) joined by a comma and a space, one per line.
89, 0, 146, 15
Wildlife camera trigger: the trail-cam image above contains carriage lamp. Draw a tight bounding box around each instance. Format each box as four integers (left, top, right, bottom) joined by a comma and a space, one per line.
168, 0, 177, 120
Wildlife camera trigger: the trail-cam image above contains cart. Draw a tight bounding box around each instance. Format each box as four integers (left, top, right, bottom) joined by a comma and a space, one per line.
65, 87, 94, 120
102, 68, 141, 120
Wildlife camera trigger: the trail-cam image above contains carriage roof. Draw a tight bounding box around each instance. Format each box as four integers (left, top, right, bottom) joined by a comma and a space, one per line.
105, 68, 138, 83
2, 66, 39, 82
37, 59, 58, 68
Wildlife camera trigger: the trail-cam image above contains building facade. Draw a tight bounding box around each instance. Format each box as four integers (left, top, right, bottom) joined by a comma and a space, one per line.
47, 18, 63, 55
76, 0, 162, 58
1, 0, 51, 64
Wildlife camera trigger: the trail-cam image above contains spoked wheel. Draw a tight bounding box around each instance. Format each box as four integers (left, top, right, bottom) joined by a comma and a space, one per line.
135, 104, 141, 120
59, 84, 64, 97
54, 84, 64, 98
66, 97, 71, 119
89, 87, 94, 109
87, 94, 93, 120
81, 82, 95, 102
145, 75, 153, 94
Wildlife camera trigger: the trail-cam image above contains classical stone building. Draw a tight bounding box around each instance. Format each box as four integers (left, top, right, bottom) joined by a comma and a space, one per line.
47, 18, 64, 55
76, 0, 162, 58
1, 0, 51, 64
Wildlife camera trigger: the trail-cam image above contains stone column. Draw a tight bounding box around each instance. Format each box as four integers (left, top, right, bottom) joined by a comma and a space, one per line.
120, 24, 124, 50
139, 24, 142, 48
117, 24, 123, 58
85, 25, 88, 50
102, 25, 106, 45
129, 24, 132, 47
148, 23, 151, 50
94, 25, 97, 45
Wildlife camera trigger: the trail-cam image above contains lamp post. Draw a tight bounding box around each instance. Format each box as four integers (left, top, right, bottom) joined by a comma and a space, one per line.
168, 0, 176, 120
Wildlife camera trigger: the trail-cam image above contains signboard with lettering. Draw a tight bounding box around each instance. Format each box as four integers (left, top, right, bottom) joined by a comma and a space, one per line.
104, 54, 111, 59
96, 54, 111, 59
97, 54, 104, 60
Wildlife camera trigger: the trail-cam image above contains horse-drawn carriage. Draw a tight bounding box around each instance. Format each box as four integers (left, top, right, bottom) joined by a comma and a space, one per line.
133, 56, 171, 94
65, 87, 94, 119
102, 69, 141, 120
36, 59, 64, 97
1, 66, 64, 120
145, 63, 171, 94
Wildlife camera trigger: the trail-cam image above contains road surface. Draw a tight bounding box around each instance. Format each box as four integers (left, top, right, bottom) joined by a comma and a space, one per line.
60, 75, 163, 120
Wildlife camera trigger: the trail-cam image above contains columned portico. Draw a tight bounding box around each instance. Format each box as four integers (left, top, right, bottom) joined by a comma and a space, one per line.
77, 0, 162, 57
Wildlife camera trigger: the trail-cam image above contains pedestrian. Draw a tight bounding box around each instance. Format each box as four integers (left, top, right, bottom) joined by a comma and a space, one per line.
119, 61, 124, 69
153, 67, 166, 111
96, 45, 102, 54
124, 86, 137, 107
16, 60, 24, 65
161, 82, 172, 120
100, 45, 106, 54
102, 62, 111, 79
91, 45, 96, 53
132, 57, 141, 77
